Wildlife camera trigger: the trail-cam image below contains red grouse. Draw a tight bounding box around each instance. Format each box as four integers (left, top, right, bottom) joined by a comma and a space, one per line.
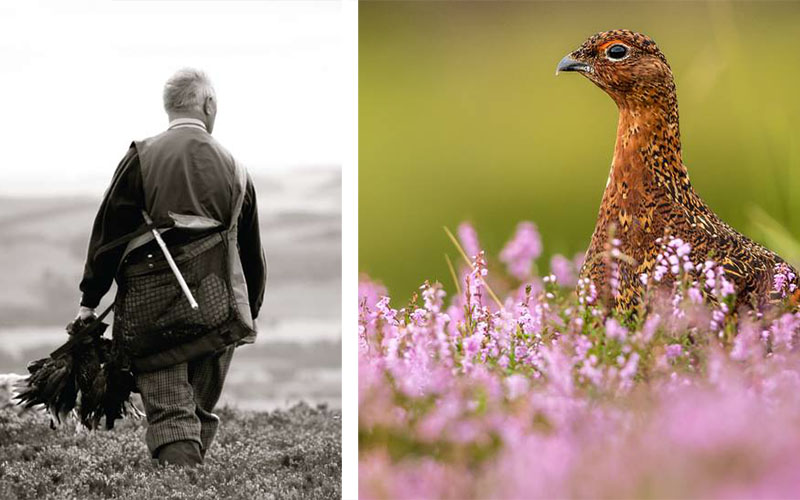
557, 29, 798, 311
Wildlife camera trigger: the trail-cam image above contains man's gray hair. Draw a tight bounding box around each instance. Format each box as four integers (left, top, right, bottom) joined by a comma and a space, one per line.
163, 68, 215, 113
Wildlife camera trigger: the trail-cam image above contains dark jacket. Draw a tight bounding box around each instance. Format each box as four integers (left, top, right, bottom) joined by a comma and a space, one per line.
79, 125, 266, 320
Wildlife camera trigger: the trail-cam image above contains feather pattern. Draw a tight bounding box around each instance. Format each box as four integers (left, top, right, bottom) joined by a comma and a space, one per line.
14, 313, 141, 430
560, 29, 800, 311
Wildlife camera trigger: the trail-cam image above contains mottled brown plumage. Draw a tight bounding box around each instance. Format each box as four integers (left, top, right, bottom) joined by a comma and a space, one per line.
558, 29, 798, 311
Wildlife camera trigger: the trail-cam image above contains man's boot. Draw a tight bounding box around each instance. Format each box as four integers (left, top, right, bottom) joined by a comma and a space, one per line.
156, 440, 203, 466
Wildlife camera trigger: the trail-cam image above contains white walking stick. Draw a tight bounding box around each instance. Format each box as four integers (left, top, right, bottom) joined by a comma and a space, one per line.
141, 211, 199, 310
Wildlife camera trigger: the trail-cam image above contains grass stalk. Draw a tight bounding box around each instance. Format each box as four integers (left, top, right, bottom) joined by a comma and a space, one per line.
443, 226, 504, 310
444, 253, 462, 297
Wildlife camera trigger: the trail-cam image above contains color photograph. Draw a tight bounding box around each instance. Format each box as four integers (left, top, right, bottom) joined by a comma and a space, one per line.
359, 2, 800, 498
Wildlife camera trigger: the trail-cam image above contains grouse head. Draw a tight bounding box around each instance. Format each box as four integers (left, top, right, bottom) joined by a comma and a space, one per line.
556, 29, 675, 108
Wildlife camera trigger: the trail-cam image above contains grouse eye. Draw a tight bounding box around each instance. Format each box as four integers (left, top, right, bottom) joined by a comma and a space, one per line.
606, 44, 628, 60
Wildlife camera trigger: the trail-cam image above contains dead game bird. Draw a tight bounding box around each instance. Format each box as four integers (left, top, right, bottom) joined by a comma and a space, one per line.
557, 29, 799, 311
15, 311, 141, 430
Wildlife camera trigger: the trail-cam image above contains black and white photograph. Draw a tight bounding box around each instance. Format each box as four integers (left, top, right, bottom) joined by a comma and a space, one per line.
0, 2, 343, 498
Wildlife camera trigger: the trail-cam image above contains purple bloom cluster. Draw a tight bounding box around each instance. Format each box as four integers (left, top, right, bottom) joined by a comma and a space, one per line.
499, 222, 542, 280
457, 222, 482, 259
549, 252, 583, 288
774, 262, 798, 299
640, 236, 737, 332
359, 223, 800, 499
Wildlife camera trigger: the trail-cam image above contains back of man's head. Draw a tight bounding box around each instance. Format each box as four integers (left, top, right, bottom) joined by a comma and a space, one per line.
163, 68, 217, 132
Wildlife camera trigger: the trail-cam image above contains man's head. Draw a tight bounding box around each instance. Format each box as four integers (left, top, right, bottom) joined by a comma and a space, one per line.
163, 68, 217, 133
556, 29, 675, 108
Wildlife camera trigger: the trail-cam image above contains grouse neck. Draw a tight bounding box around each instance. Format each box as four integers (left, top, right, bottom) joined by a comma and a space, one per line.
610, 98, 693, 205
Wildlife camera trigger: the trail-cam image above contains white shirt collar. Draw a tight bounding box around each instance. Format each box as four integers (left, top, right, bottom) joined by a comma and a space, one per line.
168, 117, 207, 131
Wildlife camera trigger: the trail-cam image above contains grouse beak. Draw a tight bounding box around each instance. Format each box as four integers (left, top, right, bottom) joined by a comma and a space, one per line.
556, 54, 592, 76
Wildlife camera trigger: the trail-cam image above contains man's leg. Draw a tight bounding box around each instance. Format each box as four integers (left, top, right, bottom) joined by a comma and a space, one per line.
187, 345, 236, 456
135, 361, 203, 465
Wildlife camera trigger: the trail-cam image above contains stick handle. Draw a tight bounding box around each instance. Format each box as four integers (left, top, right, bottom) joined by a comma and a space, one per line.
142, 212, 199, 310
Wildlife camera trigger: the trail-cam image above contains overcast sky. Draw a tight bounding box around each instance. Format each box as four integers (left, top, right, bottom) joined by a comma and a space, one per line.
0, 1, 343, 196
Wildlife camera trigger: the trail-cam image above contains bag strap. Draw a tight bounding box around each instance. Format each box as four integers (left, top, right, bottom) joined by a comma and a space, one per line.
118, 162, 248, 266
228, 160, 248, 232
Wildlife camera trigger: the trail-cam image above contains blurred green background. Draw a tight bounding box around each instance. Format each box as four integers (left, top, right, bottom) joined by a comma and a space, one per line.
359, 1, 800, 299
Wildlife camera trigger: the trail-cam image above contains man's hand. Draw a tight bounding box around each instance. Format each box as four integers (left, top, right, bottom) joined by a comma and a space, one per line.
76, 306, 96, 321
67, 307, 97, 336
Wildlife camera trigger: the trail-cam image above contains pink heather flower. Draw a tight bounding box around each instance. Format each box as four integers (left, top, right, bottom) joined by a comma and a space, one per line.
498, 354, 509, 369
605, 318, 627, 341
769, 313, 800, 351
666, 344, 683, 359
573, 252, 586, 272
359, 279, 387, 309
653, 262, 667, 282
577, 278, 597, 306
410, 308, 427, 326
573, 334, 592, 361
420, 281, 446, 312
458, 222, 482, 258
701, 260, 718, 290
376, 296, 400, 326
500, 222, 542, 281
688, 286, 703, 304
359, 225, 800, 499
774, 272, 788, 296
541, 343, 574, 396
653, 236, 696, 282
719, 277, 735, 298
463, 331, 484, 361
672, 238, 691, 258
773, 263, 798, 299
668, 254, 680, 275
472, 251, 489, 278
710, 309, 726, 332
517, 303, 542, 338
641, 313, 661, 344
609, 263, 621, 298
465, 252, 490, 313
550, 254, 578, 288
730, 321, 760, 361
607, 238, 623, 298
619, 352, 639, 388
514, 344, 528, 363
578, 357, 603, 386
504, 374, 529, 399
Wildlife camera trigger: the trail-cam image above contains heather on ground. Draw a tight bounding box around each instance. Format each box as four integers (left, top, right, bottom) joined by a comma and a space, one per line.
0, 402, 341, 500
359, 221, 800, 499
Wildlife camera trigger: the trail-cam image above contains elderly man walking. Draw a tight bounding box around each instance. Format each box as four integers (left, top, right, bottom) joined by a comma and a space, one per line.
75, 68, 266, 466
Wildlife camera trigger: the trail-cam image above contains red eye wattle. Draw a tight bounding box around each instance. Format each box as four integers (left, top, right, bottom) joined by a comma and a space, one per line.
607, 44, 628, 60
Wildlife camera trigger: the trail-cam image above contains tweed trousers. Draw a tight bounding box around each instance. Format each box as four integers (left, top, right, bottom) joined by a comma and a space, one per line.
135, 344, 235, 457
